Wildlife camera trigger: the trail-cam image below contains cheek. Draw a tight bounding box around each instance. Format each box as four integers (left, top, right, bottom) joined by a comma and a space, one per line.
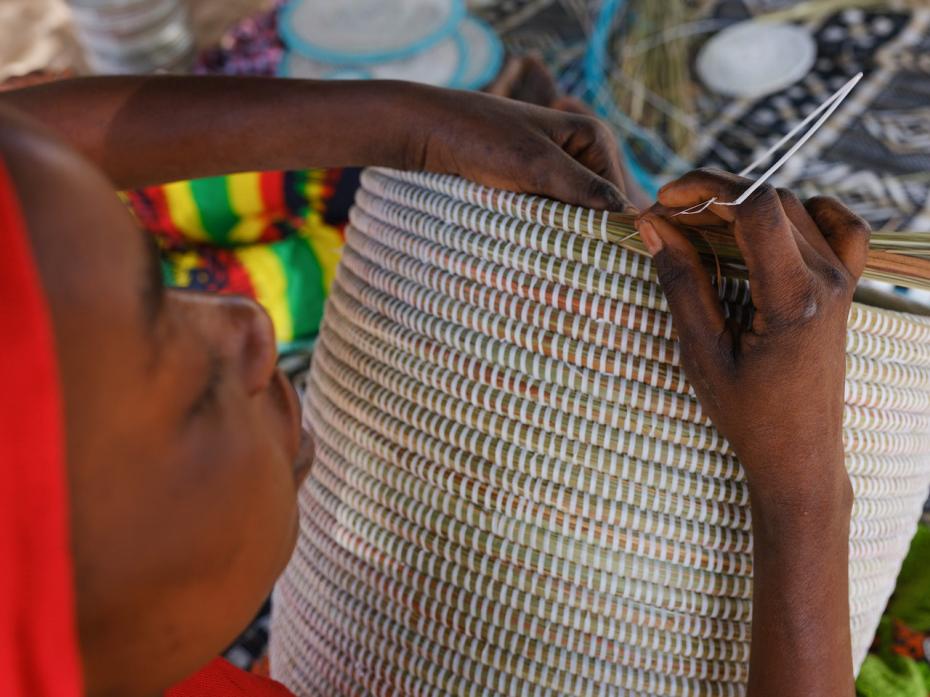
145, 403, 300, 660
190, 403, 300, 586
71, 393, 302, 688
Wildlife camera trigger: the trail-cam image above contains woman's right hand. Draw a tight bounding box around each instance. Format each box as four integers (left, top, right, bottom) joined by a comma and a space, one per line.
636, 169, 870, 697
637, 169, 870, 515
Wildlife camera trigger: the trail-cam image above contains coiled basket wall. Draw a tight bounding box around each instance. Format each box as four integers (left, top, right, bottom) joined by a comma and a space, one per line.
269, 168, 930, 696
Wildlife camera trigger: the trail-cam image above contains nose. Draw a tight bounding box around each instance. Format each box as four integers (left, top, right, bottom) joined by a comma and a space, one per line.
172, 291, 278, 395
225, 296, 278, 395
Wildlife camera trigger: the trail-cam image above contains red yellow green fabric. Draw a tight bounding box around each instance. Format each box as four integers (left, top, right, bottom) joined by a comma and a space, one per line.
124, 169, 356, 348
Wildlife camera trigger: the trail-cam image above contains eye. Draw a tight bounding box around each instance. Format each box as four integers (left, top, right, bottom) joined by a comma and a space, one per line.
187, 353, 223, 420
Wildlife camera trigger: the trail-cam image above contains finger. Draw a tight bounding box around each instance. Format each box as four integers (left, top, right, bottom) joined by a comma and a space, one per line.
638, 213, 729, 375
517, 143, 631, 211
658, 177, 833, 272
548, 154, 633, 212
553, 113, 626, 193
774, 187, 839, 266
485, 56, 526, 97
657, 168, 749, 219
550, 95, 595, 116
509, 55, 559, 106
651, 201, 726, 229
469, 136, 627, 210
485, 55, 558, 106
656, 169, 810, 305
804, 196, 871, 280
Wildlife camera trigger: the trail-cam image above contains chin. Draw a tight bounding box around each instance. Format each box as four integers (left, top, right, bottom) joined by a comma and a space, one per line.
273, 490, 302, 582
285, 499, 300, 560
269, 368, 303, 462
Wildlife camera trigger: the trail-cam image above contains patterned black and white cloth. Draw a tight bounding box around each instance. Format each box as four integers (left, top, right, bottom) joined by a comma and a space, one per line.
478, 1, 930, 234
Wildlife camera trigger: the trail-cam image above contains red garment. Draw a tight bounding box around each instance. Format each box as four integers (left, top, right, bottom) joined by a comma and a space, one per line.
166, 658, 293, 697
0, 157, 83, 696
0, 154, 293, 697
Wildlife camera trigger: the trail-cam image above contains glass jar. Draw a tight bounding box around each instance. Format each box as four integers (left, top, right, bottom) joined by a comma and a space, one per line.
67, 0, 195, 74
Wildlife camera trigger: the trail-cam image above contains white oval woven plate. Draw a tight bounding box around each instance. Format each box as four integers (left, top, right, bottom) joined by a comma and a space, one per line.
279, 0, 466, 65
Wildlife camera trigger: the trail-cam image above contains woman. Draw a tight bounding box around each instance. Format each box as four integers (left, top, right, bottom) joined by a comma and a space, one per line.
0, 75, 866, 696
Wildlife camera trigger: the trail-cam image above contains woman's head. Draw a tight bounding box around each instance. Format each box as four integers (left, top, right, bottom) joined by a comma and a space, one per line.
1, 106, 310, 696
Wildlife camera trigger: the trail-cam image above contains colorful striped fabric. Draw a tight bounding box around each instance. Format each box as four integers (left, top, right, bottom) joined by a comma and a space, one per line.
124, 168, 358, 348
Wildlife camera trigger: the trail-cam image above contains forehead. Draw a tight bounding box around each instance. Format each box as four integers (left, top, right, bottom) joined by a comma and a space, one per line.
3, 123, 158, 370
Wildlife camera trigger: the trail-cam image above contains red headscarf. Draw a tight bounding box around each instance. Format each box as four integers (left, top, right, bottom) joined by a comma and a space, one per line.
0, 157, 83, 695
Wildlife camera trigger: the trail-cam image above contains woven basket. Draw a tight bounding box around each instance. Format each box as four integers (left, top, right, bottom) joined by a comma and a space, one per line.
269, 168, 930, 696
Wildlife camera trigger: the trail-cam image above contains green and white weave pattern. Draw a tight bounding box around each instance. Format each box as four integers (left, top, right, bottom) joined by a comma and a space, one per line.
270, 168, 930, 696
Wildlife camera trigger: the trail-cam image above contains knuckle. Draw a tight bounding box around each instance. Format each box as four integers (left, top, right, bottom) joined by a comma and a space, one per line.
795, 273, 852, 325
585, 177, 622, 209
673, 167, 743, 200
775, 187, 801, 209
804, 195, 832, 227
793, 275, 821, 309
523, 142, 550, 169
806, 194, 844, 212
804, 194, 832, 211
844, 212, 872, 241
754, 182, 777, 200
696, 166, 750, 188
742, 182, 782, 218
840, 219, 871, 244
677, 167, 719, 188
789, 279, 819, 306
838, 221, 872, 257
594, 120, 617, 147
767, 277, 820, 328
573, 115, 600, 139
821, 262, 854, 297
585, 176, 608, 202
654, 251, 693, 295
806, 195, 871, 236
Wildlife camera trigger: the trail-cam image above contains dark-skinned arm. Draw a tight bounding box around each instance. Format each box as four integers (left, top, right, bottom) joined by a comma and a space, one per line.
0, 75, 628, 209
635, 170, 870, 696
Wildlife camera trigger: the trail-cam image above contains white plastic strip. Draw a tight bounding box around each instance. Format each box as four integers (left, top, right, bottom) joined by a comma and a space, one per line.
674, 72, 864, 216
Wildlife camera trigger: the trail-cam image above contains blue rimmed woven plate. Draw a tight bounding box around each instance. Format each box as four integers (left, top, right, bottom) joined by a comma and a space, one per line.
455, 16, 503, 90
279, 15, 502, 91
279, 0, 466, 65
281, 30, 464, 87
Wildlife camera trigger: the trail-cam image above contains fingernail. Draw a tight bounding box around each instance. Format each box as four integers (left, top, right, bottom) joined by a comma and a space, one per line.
637, 218, 663, 255
604, 184, 632, 212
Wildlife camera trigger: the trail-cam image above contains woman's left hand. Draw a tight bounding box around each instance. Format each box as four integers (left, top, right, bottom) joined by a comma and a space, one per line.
403, 85, 630, 211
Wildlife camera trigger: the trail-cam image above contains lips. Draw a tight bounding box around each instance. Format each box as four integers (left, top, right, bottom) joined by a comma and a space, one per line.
293, 428, 314, 484
269, 368, 312, 484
